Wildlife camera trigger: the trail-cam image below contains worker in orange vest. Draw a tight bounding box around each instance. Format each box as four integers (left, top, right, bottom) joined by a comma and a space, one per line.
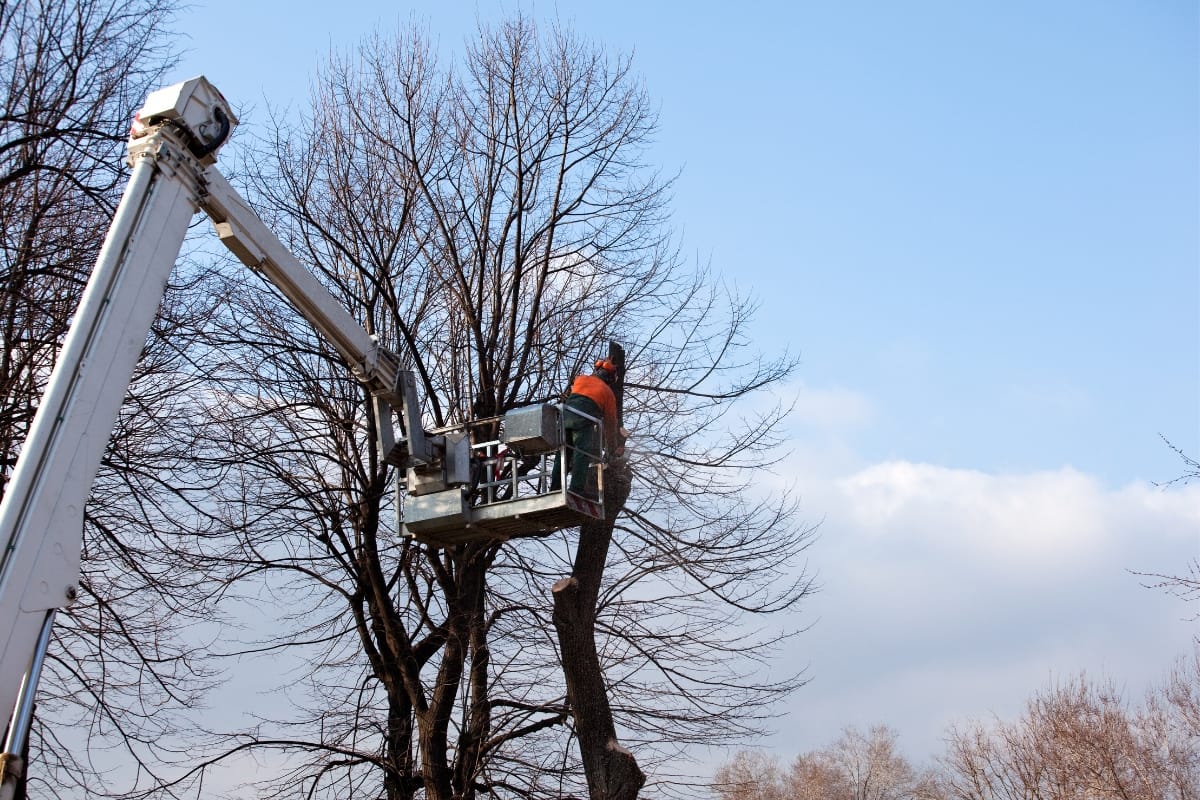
552, 358, 620, 499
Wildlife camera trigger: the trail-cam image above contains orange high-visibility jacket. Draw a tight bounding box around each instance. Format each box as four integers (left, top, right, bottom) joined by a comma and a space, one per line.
569, 374, 618, 440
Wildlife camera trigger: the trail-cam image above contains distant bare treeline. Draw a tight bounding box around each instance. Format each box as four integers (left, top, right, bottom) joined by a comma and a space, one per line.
713, 654, 1199, 800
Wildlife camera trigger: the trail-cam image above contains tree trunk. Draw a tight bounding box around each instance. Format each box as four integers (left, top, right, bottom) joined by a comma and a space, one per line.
552, 344, 645, 800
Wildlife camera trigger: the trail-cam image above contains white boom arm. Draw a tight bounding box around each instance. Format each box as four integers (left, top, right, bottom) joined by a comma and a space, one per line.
0, 74, 600, 792
0, 77, 420, 790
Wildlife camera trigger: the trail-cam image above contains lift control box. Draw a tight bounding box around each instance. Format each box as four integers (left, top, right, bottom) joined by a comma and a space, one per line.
501, 404, 560, 453
403, 489, 472, 535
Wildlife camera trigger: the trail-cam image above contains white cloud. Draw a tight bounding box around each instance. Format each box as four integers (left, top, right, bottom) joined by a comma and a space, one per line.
833, 462, 1166, 565
758, 453, 1200, 765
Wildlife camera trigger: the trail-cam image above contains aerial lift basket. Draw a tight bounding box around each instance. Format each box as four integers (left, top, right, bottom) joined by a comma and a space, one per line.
401, 403, 605, 546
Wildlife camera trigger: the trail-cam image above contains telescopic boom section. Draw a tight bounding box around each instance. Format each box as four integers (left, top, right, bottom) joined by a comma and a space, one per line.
195, 148, 430, 463
199, 171, 406, 409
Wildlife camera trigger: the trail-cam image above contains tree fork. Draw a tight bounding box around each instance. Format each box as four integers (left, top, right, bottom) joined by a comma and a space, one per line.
552, 343, 645, 800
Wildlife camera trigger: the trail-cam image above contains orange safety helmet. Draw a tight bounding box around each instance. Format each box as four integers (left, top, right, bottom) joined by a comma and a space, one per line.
593, 357, 617, 385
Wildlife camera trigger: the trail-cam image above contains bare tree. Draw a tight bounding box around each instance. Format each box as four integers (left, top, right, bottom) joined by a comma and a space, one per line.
1139, 557, 1200, 638
818, 726, 920, 800
713, 726, 943, 800
1135, 436, 1200, 635
113, 16, 815, 800
1157, 436, 1199, 489
711, 750, 790, 800
0, 1, 231, 796
713, 661, 1200, 800
0, 0, 174, 485
941, 662, 1200, 800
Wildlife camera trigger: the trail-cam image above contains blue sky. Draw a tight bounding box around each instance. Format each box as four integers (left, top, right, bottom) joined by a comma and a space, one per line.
171, 0, 1198, 782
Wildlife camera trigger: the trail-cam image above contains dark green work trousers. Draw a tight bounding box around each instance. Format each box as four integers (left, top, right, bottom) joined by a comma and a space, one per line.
551, 395, 601, 494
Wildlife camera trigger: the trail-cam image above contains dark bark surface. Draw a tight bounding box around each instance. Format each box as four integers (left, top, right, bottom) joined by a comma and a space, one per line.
553, 344, 645, 800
